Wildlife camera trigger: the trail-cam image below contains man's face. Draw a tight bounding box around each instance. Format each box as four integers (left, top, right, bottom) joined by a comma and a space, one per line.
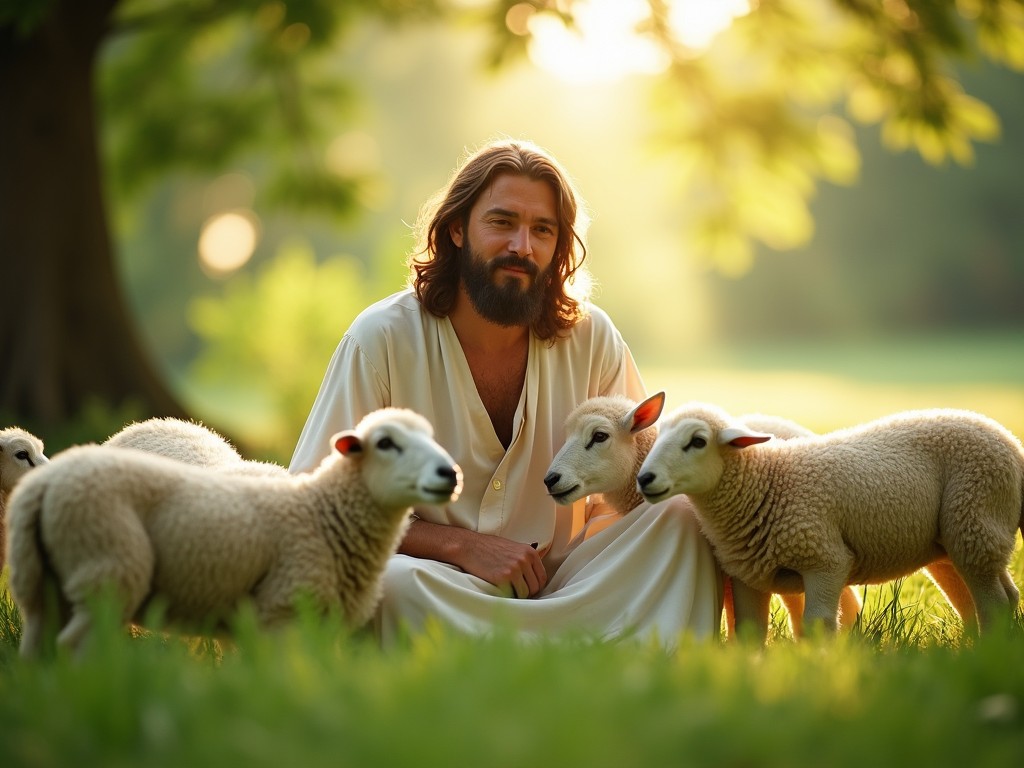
450, 173, 560, 327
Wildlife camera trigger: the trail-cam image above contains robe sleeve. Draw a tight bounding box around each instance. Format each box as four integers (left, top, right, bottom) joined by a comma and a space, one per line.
588, 305, 647, 402
288, 335, 390, 474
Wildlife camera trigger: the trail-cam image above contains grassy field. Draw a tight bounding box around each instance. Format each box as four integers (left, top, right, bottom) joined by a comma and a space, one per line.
1, 577, 1023, 768
2, 332, 1023, 766
641, 332, 1024, 438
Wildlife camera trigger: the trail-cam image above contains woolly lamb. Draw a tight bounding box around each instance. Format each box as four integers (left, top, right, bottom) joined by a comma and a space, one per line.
543, 392, 665, 515
637, 402, 1024, 637
7, 408, 462, 656
1, 427, 49, 571
542, 394, 860, 637
105, 417, 287, 477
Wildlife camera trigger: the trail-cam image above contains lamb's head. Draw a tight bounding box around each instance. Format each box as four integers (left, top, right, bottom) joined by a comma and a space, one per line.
0, 427, 49, 497
543, 392, 665, 506
637, 403, 771, 502
332, 408, 463, 509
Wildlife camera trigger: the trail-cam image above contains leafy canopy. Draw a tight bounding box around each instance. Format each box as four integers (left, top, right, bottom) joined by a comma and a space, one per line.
483, 0, 1024, 273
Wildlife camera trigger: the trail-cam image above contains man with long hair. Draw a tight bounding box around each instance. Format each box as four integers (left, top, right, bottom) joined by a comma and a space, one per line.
290, 138, 723, 646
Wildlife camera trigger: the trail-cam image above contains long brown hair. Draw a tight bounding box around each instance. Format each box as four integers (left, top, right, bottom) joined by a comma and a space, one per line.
409, 139, 592, 341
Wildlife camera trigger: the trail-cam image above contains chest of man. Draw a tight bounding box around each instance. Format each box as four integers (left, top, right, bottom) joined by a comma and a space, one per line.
463, 344, 528, 448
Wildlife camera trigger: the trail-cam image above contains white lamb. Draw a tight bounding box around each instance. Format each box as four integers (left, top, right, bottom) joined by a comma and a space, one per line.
7, 408, 462, 656
105, 417, 287, 477
543, 392, 665, 516
542, 393, 861, 637
637, 402, 1024, 637
1, 427, 49, 571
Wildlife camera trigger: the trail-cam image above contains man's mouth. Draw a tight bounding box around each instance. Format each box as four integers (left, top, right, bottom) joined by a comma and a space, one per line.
492, 256, 537, 277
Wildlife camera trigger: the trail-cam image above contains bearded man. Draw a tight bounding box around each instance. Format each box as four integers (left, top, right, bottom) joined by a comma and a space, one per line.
289, 138, 723, 647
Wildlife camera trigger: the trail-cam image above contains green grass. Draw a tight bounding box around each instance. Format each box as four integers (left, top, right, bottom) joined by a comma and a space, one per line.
2, 555, 1023, 768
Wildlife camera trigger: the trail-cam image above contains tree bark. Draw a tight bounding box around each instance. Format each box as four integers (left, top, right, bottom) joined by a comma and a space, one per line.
0, 0, 187, 432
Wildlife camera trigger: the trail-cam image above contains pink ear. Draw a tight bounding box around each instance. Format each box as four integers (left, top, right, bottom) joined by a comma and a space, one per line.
729, 434, 772, 448
719, 426, 772, 448
334, 432, 363, 456
630, 391, 666, 433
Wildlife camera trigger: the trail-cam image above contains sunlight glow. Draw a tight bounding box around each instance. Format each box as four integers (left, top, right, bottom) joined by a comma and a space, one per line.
667, 0, 752, 51
520, 0, 752, 84
198, 210, 260, 277
526, 0, 666, 85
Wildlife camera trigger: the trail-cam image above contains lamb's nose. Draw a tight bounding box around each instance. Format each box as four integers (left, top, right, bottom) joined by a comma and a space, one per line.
543, 472, 560, 490
637, 471, 655, 490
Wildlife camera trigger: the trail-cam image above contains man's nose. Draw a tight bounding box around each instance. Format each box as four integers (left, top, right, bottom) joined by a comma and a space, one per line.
509, 225, 533, 256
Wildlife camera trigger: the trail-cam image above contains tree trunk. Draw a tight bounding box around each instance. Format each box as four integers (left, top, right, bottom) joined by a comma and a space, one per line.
0, 0, 187, 434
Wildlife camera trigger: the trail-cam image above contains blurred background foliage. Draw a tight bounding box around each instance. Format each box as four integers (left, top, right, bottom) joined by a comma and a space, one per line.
3, 0, 1023, 459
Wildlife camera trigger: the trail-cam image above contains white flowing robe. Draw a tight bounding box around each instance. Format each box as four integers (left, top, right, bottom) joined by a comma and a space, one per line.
290, 290, 723, 647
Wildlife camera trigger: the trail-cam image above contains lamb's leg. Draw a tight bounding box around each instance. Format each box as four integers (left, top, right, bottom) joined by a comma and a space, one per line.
778, 592, 803, 637
729, 578, 771, 642
19, 574, 71, 658
722, 576, 736, 637
18, 580, 49, 658
778, 593, 802, 638
19, 609, 45, 658
958, 570, 1013, 632
799, 569, 848, 634
781, 586, 862, 638
56, 524, 155, 653
58, 577, 153, 655
56, 607, 93, 653
838, 586, 863, 629
923, 557, 977, 628
999, 568, 1020, 607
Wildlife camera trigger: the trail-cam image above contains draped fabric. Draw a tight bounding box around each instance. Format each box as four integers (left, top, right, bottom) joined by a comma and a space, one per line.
290, 290, 723, 646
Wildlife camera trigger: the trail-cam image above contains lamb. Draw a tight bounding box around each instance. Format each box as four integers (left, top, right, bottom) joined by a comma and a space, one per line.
105, 417, 287, 477
7, 408, 462, 656
1, 427, 49, 571
543, 392, 665, 516
542, 393, 861, 637
636, 402, 1024, 638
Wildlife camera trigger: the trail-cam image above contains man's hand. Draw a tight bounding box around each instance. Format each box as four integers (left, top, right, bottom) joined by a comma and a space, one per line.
461, 535, 546, 598
398, 519, 547, 598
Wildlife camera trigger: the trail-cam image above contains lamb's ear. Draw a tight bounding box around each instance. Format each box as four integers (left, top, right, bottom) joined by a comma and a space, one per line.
627, 391, 666, 433
333, 431, 363, 456
719, 427, 772, 448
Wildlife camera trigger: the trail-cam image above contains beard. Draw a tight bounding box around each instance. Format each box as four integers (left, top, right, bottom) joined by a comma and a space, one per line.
459, 242, 550, 327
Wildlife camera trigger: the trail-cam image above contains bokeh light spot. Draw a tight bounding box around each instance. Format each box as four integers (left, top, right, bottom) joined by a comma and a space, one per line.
198, 210, 261, 277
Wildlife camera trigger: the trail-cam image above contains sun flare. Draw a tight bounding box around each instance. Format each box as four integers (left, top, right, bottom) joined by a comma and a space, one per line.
515, 0, 752, 84
668, 0, 752, 49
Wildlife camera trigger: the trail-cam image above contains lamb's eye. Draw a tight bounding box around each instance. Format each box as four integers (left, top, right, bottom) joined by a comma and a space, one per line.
585, 431, 609, 450
376, 436, 399, 452
684, 436, 707, 451
15, 450, 29, 461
